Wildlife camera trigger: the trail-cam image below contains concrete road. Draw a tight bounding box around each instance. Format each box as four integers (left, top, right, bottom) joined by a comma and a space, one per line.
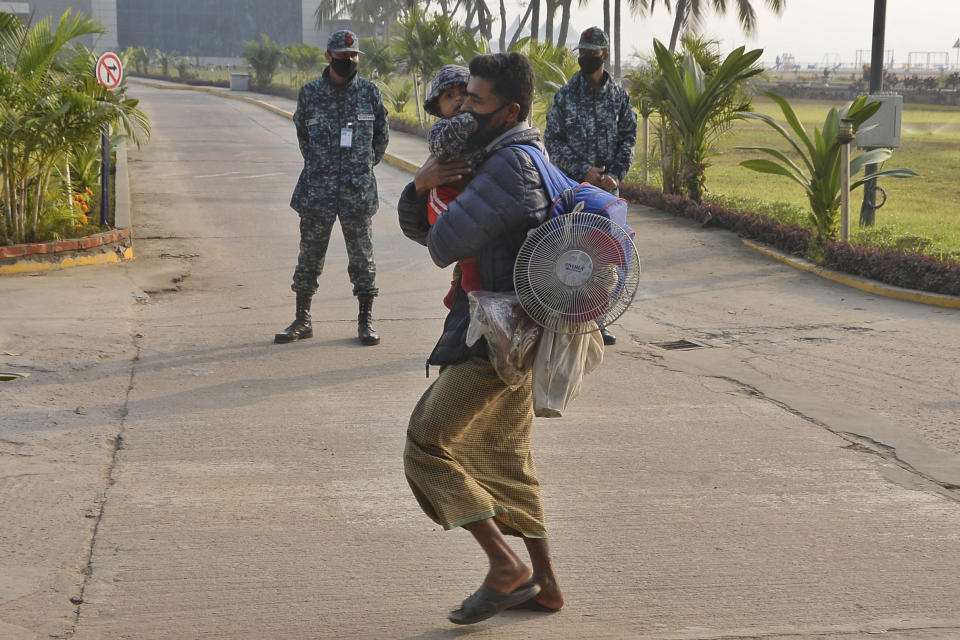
1, 84, 958, 640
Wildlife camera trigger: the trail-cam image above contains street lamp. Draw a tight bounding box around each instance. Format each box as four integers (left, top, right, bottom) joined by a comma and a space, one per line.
837, 118, 855, 242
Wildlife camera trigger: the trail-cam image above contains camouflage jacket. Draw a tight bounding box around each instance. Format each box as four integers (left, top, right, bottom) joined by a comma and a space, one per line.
544, 71, 637, 184
290, 68, 389, 217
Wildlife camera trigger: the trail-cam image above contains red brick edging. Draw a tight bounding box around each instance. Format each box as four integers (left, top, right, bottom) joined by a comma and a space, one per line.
0, 228, 133, 274
0, 228, 130, 259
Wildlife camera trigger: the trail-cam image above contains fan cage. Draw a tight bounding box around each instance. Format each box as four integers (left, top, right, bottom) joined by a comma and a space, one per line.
514, 212, 640, 335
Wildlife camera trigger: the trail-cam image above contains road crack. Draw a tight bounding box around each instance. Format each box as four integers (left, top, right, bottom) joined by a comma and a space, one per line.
619, 344, 960, 501
65, 330, 141, 636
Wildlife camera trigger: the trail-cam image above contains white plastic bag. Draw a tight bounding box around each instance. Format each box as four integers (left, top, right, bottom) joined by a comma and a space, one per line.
532, 327, 604, 418
466, 291, 542, 389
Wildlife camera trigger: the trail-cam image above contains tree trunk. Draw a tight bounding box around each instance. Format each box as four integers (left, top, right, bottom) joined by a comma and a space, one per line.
556, 0, 571, 47
544, 0, 557, 45
668, 0, 687, 52
614, 0, 621, 79
509, 1, 534, 49
531, 0, 540, 41
413, 74, 423, 128
499, 0, 507, 51
603, 0, 610, 45
479, 3, 493, 41
641, 115, 649, 185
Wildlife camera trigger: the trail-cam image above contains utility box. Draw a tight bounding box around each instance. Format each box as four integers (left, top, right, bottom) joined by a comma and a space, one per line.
856, 93, 902, 149
229, 73, 250, 92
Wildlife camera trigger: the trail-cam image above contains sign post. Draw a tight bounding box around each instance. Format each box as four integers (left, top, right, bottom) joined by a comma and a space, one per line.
95, 52, 123, 227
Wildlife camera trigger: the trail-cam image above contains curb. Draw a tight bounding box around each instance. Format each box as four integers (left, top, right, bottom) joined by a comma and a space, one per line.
0, 229, 133, 275
742, 239, 960, 310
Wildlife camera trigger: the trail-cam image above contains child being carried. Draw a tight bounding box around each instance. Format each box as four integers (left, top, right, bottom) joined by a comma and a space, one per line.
423, 64, 486, 309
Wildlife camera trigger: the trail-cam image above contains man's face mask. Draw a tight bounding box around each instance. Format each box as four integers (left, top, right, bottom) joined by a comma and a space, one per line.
578, 54, 604, 74
465, 101, 510, 147
330, 57, 358, 80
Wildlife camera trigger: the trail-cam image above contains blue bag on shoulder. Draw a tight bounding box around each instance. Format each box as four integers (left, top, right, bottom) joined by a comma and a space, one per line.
510, 144, 632, 233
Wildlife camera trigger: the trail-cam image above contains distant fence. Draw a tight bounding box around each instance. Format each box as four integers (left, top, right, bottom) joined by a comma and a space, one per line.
756, 83, 960, 107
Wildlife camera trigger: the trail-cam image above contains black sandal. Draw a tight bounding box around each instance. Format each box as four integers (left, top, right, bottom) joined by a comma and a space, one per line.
448, 582, 541, 625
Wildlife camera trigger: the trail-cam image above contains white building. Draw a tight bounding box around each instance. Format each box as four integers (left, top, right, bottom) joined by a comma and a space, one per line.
5, 0, 326, 56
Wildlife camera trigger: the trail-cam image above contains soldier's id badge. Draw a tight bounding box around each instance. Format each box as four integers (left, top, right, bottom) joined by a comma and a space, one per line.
340, 127, 353, 147
357, 113, 375, 121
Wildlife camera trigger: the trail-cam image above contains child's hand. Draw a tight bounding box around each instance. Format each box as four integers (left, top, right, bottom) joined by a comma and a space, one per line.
415, 156, 474, 196
584, 166, 606, 186
599, 174, 618, 192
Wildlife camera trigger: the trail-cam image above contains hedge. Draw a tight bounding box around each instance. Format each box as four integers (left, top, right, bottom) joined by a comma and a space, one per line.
619, 184, 960, 297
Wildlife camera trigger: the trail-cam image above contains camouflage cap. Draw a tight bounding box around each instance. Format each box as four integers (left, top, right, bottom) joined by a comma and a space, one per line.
424, 65, 470, 117
328, 29, 361, 53
574, 26, 609, 51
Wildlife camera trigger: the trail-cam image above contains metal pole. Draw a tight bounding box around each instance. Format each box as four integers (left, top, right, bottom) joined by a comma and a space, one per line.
838, 117, 854, 242
641, 115, 649, 186
859, 0, 887, 227
840, 139, 850, 241
100, 127, 110, 227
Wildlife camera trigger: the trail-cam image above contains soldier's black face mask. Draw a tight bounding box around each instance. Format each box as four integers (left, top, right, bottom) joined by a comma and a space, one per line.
578, 55, 604, 74
330, 57, 358, 80
465, 101, 510, 147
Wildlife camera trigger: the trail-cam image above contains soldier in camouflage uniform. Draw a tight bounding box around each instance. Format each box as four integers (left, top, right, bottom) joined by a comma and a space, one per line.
544, 26, 637, 345
276, 29, 389, 346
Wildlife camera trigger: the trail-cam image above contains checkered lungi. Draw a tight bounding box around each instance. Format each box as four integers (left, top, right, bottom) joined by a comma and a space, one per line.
404, 357, 546, 538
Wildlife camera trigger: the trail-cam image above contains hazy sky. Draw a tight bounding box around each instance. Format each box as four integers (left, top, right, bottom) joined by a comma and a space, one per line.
509, 0, 960, 69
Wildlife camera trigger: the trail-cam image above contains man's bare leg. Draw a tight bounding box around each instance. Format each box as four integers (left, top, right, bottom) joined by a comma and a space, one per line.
523, 537, 565, 610
463, 517, 532, 593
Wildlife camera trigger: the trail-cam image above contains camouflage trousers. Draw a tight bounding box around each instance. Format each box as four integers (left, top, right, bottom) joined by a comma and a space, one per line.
291, 211, 378, 298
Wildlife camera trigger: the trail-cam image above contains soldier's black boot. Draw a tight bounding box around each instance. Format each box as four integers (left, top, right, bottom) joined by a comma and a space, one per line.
600, 326, 616, 346
357, 294, 380, 346
274, 294, 313, 344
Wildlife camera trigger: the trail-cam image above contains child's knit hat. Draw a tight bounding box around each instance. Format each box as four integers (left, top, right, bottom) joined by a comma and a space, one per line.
424, 65, 470, 117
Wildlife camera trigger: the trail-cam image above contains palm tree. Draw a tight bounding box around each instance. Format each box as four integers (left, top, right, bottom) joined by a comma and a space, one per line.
314, 0, 413, 43
1, 11, 149, 244
738, 93, 917, 256
243, 35, 283, 89
284, 42, 325, 88
667, 0, 787, 52
639, 37, 763, 202
614, 0, 656, 79
392, 6, 441, 127
455, 0, 494, 42
359, 37, 396, 80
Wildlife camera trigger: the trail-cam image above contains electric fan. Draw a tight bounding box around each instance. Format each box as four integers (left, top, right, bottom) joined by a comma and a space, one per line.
514, 211, 640, 335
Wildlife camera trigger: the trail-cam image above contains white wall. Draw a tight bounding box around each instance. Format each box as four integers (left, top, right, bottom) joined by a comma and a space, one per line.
302, 0, 323, 47
89, 0, 117, 51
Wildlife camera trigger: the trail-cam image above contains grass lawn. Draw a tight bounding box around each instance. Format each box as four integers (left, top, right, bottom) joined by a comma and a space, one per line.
702, 97, 960, 260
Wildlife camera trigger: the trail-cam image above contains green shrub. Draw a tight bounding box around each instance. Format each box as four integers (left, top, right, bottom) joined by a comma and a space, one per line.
244, 35, 283, 89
